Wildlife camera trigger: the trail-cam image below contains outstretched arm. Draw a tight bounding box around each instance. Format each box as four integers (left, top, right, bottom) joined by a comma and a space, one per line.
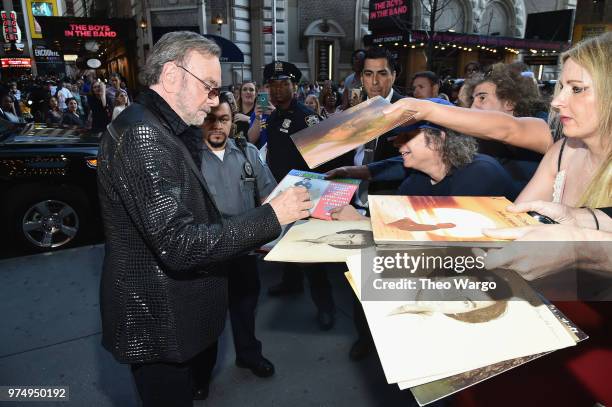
383, 98, 554, 154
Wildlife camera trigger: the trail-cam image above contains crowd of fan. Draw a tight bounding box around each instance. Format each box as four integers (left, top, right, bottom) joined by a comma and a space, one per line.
0, 71, 130, 130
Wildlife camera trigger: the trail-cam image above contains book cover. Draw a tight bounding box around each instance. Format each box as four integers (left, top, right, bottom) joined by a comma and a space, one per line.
263, 169, 359, 220
290, 96, 410, 169
369, 196, 539, 245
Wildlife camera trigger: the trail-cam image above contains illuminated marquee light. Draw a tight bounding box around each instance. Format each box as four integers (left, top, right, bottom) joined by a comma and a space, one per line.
369, 0, 409, 20
64, 24, 118, 38
1, 57, 31, 68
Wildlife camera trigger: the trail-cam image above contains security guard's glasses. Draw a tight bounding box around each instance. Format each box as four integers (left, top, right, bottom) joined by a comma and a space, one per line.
176, 65, 221, 99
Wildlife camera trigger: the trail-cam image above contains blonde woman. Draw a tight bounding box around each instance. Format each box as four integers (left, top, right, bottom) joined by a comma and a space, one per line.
304, 94, 321, 116
515, 32, 611, 209
483, 34, 612, 281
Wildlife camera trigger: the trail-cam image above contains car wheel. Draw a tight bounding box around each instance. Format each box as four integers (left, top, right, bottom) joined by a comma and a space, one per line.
6, 185, 92, 252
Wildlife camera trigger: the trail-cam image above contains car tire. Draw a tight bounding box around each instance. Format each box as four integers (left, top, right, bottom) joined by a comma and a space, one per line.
4, 184, 93, 252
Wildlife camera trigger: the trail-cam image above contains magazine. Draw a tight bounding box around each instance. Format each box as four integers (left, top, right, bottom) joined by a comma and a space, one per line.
369, 195, 539, 245
290, 96, 411, 169
263, 169, 359, 220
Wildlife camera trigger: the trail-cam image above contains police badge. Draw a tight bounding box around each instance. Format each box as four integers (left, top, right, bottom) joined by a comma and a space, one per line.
305, 115, 320, 127
282, 119, 292, 129
243, 161, 253, 177
274, 61, 284, 73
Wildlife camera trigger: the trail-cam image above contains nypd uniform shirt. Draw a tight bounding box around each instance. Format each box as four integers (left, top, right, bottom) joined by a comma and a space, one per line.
201, 138, 277, 217
266, 98, 352, 182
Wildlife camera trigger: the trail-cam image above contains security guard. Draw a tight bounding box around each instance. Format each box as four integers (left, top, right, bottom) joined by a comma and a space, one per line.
198, 92, 277, 381
264, 60, 352, 330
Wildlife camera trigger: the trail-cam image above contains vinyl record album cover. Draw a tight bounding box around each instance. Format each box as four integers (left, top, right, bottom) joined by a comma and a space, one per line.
290, 96, 408, 169
369, 196, 539, 245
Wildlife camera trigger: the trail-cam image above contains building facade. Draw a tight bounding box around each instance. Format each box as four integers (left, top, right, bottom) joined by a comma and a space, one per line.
2, 1, 588, 87
135, 0, 367, 86
572, 0, 611, 43
365, 0, 580, 86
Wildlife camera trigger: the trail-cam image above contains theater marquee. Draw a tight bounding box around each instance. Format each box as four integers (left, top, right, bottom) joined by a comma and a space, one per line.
63, 24, 118, 38
368, 0, 412, 33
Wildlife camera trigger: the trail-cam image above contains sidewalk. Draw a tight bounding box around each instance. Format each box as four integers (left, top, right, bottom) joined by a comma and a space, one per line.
0, 245, 422, 407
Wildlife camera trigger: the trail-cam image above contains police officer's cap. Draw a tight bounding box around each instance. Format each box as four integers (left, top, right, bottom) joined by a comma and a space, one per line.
263, 60, 302, 83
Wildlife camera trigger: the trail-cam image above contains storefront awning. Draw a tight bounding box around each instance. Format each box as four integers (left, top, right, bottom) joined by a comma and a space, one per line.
364, 30, 570, 52
203, 34, 244, 63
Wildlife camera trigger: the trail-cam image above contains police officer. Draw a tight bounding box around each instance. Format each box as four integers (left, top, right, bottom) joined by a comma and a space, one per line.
264, 60, 352, 330
199, 92, 277, 381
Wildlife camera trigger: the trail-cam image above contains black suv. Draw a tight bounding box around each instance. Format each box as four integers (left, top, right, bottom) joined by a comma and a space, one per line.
0, 119, 101, 252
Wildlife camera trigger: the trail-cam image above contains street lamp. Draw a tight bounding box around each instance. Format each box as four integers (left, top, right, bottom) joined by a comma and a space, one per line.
213, 14, 224, 34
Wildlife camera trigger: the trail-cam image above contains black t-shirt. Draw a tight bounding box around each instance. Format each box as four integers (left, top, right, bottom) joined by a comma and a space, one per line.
234, 106, 254, 139
599, 207, 612, 218
87, 95, 111, 130
61, 112, 84, 127
397, 154, 519, 200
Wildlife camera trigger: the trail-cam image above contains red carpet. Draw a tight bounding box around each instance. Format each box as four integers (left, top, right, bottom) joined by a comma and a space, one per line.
453, 302, 612, 407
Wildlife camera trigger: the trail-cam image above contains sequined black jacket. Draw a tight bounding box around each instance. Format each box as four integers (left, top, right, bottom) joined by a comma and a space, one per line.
97, 89, 281, 364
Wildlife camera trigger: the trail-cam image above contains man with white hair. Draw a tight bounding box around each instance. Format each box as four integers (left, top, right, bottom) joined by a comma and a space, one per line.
97, 31, 311, 406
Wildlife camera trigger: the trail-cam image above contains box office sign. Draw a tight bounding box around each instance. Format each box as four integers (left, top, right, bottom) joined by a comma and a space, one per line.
368, 0, 411, 33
